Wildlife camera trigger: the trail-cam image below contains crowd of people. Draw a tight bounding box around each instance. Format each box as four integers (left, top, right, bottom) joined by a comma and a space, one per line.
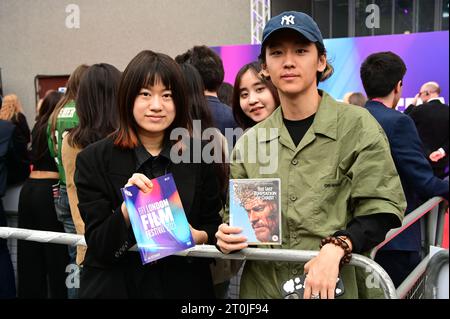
0, 10, 448, 299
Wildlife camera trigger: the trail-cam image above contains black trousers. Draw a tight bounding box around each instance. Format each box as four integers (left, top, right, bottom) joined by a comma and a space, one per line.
375, 250, 421, 288
0, 200, 16, 298
17, 178, 69, 298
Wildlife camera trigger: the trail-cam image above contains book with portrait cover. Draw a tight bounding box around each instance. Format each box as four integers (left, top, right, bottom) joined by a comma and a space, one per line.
229, 178, 281, 245
121, 173, 194, 264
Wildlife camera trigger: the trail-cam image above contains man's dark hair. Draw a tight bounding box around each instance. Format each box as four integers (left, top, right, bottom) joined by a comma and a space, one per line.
360, 51, 406, 99
175, 45, 224, 92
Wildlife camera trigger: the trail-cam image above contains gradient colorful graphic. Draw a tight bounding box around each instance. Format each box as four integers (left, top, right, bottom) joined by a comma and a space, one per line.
212, 31, 449, 110
121, 173, 193, 264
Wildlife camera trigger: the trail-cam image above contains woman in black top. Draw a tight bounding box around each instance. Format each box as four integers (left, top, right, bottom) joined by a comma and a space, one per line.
0, 94, 31, 184
17, 91, 69, 298
75, 51, 222, 298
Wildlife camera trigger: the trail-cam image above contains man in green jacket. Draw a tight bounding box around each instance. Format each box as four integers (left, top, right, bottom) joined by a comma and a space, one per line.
216, 11, 405, 299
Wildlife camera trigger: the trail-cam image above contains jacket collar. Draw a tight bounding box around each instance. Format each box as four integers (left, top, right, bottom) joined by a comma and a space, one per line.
106, 138, 195, 214
427, 98, 443, 105
256, 90, 338, 149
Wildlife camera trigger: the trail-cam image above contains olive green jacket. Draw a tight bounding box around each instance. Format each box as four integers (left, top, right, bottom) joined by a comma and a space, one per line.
227, 91, 406, 299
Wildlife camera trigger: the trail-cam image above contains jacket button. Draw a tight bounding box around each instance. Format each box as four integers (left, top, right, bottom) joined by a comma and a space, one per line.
291, 159, 298, 165
290, 195, 297, 201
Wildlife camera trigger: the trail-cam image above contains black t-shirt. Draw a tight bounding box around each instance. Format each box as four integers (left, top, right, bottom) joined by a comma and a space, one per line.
283, 113, 315, 147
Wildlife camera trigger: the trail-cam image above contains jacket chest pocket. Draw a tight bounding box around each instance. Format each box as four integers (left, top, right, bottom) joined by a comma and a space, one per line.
296, 177, 351, 235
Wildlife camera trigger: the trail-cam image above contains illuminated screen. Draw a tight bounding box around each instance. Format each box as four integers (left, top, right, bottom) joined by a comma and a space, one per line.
212, 31, 449, 111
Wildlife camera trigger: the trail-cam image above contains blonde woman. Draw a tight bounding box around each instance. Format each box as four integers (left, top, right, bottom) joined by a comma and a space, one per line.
0, 94, 30, 184
0, 94, 30, 145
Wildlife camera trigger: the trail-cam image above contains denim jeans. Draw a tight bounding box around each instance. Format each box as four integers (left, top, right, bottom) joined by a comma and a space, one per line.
54, 184, 78, 299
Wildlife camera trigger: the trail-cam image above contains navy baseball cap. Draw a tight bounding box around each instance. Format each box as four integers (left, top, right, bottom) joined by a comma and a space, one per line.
261, 11, 324, 48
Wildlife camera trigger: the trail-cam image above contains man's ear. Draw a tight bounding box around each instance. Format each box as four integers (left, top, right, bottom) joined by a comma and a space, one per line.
394, 80, 402, 94
317, 54, 327, 73
260, 64, 270, 79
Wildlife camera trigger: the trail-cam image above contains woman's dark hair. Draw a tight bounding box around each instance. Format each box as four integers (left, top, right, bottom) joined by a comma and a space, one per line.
179, 62, 229, 199
232, 61, 280, 130
34, 91, 63, 159
178, 63, 214, 130
259, 34, 334, 85
68, 63, 122, 148
218, 82, 233, 107
114, 50, 192, 148
49, 64, 89, 153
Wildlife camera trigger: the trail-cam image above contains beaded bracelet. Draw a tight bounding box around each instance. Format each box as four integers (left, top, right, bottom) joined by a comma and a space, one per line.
320, 236, 352, 266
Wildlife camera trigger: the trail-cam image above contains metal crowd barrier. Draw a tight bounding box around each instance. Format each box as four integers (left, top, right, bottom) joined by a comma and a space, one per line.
0, 226, 398, 299
370, 196, 449, 299
424, 250, 449, 299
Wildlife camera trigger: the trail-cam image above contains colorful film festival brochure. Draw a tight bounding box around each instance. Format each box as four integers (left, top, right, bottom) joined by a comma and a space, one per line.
229, 178, 281, 245
121, 173, 194, 264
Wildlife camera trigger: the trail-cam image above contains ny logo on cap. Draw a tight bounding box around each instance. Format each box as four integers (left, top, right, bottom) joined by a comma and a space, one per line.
281, 15, 295, 25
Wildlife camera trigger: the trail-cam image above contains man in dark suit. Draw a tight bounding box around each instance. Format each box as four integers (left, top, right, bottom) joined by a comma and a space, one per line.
404, 82, 449, 178
360, 52, 449, 287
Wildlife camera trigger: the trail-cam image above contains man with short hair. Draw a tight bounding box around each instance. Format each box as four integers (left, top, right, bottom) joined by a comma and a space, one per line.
175, 46, 237, 136
405, 81, 449, 178
347, 92, 367, 107
360, 51, 449, 287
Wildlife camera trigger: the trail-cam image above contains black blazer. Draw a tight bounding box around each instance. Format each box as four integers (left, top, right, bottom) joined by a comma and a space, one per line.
365, 101, 449, 251
74, 136, 223, 298
407, 99, 449, 176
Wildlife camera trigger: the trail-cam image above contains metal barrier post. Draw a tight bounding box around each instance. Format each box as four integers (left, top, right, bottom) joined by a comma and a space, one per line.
396, 255, 428, 299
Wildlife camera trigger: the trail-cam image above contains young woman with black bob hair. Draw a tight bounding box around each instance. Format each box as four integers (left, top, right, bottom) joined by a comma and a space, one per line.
75, 51, 222, 298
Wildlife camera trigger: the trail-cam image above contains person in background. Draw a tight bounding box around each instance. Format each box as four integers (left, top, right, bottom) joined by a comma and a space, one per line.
175, 46, 237, 137
216, 11, 406, 299
47, 63, 89, 299
36, 90, 55, 114
232, 61, 280, 130
342, 91, 353, 104
17, 90, 69, 298
62, 63, 121, 266
360, 52, 449, 287
347, 92, 367, 107
178, 62, 229, 199
0, 94, 31, 185
178, 62, 234, 298
0, 94, 30, 146
405, 81, 449, 178
0, 119, 18, 298
75, 51, 222, 298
